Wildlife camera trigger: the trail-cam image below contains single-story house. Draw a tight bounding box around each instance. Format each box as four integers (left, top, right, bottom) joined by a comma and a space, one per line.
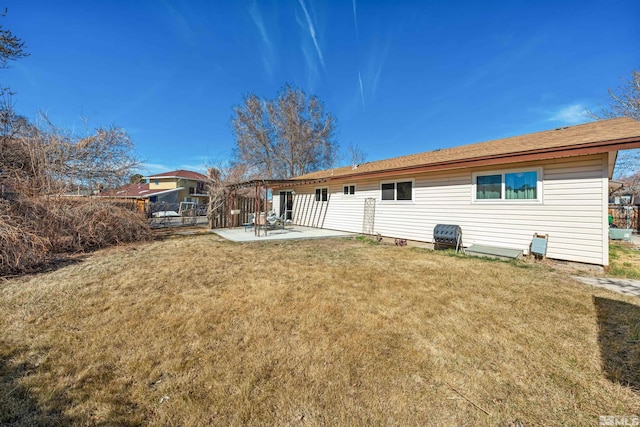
269, 117, 640, 266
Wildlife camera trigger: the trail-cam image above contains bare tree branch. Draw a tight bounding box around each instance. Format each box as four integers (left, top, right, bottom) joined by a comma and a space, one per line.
231, 84, 337, 179
1, 106, 139, 197
588, 69, 640, 179
0, 10, 28, 69
205, 163, 250, 228
346, 142, 367, 168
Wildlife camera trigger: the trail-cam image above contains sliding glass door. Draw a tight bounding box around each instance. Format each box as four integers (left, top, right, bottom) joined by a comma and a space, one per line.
279, 191, 294, 220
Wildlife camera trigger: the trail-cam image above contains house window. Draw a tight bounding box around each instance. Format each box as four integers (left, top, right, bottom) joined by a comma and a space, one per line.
315, 187, 328, 202
189, 187, 195, 195
381, 180, 413, 201
476, 174, 502, 199
474, 169, 541, 202
505, 171, 537, 199
343, 184, 355, 195
154, 179, 159, 185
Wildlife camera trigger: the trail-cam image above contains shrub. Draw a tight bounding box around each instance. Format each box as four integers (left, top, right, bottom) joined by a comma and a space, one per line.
0, 211, 49, 275
0, 197, 151, 276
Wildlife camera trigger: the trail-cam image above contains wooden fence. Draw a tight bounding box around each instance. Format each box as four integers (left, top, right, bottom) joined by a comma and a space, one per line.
209, 196, 264, 229
609, 205, 640, 230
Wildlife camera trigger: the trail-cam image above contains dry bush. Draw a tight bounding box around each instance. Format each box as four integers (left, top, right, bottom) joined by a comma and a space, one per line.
45, 198, 151, 252
63, 199, 151, 251
0, 197, 150, 276
0, 204, 49, 275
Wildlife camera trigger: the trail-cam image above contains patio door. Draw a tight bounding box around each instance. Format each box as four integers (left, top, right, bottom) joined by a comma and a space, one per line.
279, 191, 294, 220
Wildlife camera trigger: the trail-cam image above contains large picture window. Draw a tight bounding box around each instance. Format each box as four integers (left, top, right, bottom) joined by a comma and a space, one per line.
474, 169, 541, 202
381, 180, 413, 201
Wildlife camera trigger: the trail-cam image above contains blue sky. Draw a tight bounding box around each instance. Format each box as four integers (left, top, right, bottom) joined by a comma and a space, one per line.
3, 0, 638, 175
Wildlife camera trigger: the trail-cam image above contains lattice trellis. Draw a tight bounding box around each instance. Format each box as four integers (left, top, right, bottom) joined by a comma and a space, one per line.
363, 197, 375, 235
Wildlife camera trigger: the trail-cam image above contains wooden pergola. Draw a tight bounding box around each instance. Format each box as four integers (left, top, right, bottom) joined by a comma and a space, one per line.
225, 178, 329, 236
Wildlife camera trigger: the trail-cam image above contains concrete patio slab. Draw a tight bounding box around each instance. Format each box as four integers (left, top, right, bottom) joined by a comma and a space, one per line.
211, 226, 354, 242
573, 276, 640, 298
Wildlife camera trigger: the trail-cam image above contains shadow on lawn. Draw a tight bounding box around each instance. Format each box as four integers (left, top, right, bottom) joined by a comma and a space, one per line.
594, 296, 640, 392
2, 256, 85, 281
0, 345, 74, 426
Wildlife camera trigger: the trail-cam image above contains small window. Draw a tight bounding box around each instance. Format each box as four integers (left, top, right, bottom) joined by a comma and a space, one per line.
397, 182, 412, 200
343, 185, 355, 195
381, 180, 413, 201
474, 169, 540, 202
189, 187, 195, 195
154, 179, 159, 185
315, 187, 328, 202
381, 183, 395, 200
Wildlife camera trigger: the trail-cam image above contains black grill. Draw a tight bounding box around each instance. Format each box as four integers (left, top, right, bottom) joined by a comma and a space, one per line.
433, 224, 462, 251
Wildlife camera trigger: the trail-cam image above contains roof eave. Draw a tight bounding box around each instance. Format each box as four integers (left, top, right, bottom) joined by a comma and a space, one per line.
143, 175, 206, 181
227, 179, 315, 190
101, 187, 185, 198
272, 136, 640, 187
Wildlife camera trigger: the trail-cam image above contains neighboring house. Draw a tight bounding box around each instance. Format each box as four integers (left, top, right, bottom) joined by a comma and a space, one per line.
609, 174, 640, 205
144, 169, 209, 206
270, 118, 640, 266
99, 169, 209, 211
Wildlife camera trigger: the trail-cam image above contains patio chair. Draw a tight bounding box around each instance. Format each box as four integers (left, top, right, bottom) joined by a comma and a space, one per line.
243, 213, 255, 232
265, 212, 281, 229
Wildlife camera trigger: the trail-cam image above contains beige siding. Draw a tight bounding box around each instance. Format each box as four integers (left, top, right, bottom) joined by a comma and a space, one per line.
281, 154, 609, 265
149, 178, 178, 190
148, 178, 205, 203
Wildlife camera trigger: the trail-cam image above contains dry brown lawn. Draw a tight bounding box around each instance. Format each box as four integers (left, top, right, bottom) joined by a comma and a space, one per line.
608, 242, 640, 279
1, 233, 639, 425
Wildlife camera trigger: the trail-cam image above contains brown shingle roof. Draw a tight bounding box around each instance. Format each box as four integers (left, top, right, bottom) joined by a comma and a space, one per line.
294, 118, 640, 181
98, 183, 181, 199
145, 169, 207, 181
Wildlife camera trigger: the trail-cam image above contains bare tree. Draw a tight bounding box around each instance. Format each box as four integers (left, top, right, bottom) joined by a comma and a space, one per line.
268, 85, 337, 178
232, 95, 276, 178
205, 163, 249, 229
0, 10, 28, 107
0, 14, 29, 194
346, 142, 367, 168
0, 91, 31, 138
69, 124, 139, 193
0, 10, 28, 69
589, 69, 640, 178
232, 85, 337, 179
0, 11, 150, 275
129, 173, 144, 184
589, 69, 640, 121
1, 112, 139, 197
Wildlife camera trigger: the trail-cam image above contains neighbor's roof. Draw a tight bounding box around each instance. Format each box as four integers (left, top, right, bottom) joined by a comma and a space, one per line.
292, 118, 640, 182
98, 183, 183, 199
145, 169, 207, 181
